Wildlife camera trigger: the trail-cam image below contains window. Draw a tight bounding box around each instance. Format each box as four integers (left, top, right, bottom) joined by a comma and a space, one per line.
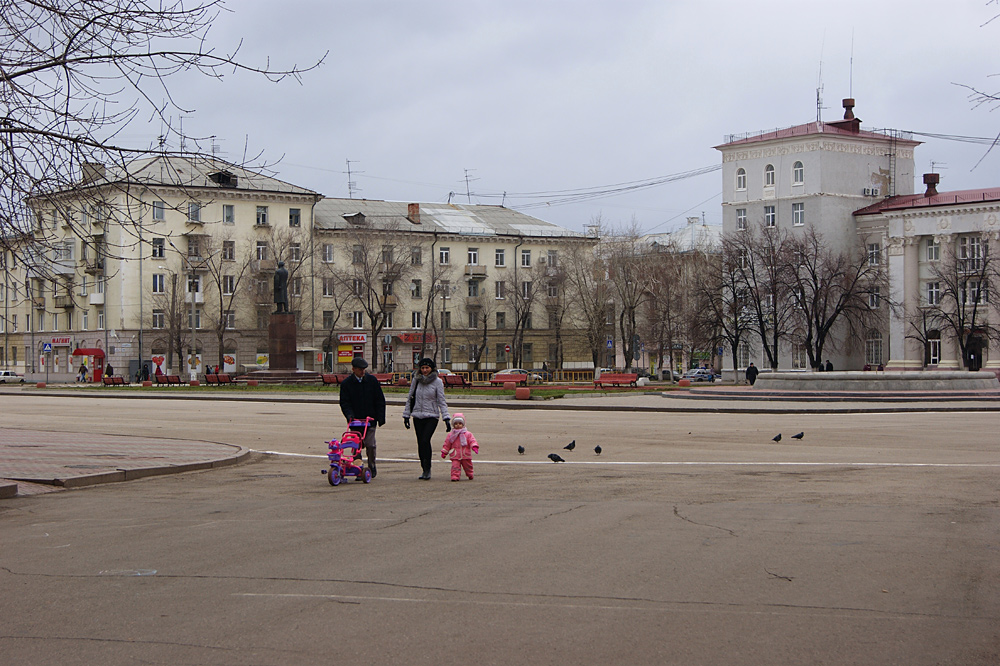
468, 345, 479, 363
224, 310, 236, 329
318, 244, 332, 264
764, 206, 776, 228
289, 208, 301, 227
865, 330, 884, 366
468, 248, 479, 265
764, 164, 775, 187
495, 248, 506, 267
323, 277, 335, 297
869, 286, 881, 309
187, 308, 202, 330
736, 168, 746, 191
496, 311, 506, 329
256, 206, 269, 226
736, 208, 747, 231
522, 343, 533, 363
411, 279, 422, 299
289, 243, 301, 262
81, 276, 88, 295
222, 240, 235, 261
381, 246, 394, 264
257, 309, 269, 329
152, 274, 165, 294
383, 312, 394, 328
928, 333, 941, 365
868, 243, 881, 266
547, 283, 558, 298
524, 312, 533, 329
256, 241, 268, 261
521, 249, 531, 267
411, 311, 422, 328
188, 202, 201, 222
382, 280, 394, 297
94, 307, 104, 328
468, 280, 480, 298
926, 282, 941, 306
963, 280, 986, 305
547, 250, 558, 266
441, 311, 451, 329
792, 202, 805, 226
495, 281, 505, 299
442, 345, 451, 363
496, 343, 508, 362
152, 238, 165, 258
187, 235, 201, 258
82, 309, 89, 331
792, 161, 804, 185
153, 201, 165, 220
440, 280, 452, 298
521, 281, 532, 298
223, 204, 235, 225
223, 275, 235, 296
352, 279, 364, 297
926, 239, 940, 262
188, 274, 200, 295
792, 343, 807, 369
152, 309, 165, 329
352, 311, 364, 329
548, 310, 559, 329
439, 247, 450, 265
960, 236, 983, 271
323, 311, 336, 329
468, 311, 479, 329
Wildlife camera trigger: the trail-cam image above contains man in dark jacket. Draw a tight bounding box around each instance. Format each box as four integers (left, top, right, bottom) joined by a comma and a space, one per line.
745, 362, 758, 386
339, 357, 386, 477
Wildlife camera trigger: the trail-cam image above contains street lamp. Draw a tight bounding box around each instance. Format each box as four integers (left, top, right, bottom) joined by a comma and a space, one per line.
438, 282, 457, 368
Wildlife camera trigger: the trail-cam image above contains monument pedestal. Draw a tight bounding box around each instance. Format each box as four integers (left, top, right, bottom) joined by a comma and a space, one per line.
268, 313, 297, 370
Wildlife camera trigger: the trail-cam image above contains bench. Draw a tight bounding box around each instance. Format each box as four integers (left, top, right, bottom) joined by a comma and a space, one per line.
206, 373, 238, 385
102, 375, 130, 386
374, 373, 395, 385
155, 374, 183, 386
322, 373, 349, 385
442, 374, 471, 388
489, 373, 528, 386
593, 373, 639, 387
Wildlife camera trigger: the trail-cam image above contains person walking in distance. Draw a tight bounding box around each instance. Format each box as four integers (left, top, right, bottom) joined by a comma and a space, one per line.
745, 362, 758, 386
339, 357, 386, 477
402, 357, 450, 480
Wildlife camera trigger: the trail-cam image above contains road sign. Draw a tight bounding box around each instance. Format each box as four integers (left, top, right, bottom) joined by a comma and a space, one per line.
504, 344, 511, 353
607, 339, 613, 349
42, 343, 52, 352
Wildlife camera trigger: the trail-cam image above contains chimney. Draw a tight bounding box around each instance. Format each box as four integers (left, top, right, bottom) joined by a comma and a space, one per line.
81, 162, 105, 184
842, 98, 856, 120
407, 202, 421, 224
923, 173, 940, 197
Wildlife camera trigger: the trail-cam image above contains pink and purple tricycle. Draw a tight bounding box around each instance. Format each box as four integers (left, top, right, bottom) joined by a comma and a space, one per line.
325, 417, 373, 486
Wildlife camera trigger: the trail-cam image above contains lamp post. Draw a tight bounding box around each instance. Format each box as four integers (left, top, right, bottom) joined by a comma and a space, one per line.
438, 282, 456, 368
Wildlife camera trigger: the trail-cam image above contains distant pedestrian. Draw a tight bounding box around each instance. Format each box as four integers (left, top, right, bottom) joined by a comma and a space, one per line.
78, 363, 88, 382
745, 362, 758, 386
142, 364, 150, 381
825, 360, 833, 372
105, 363, 114, 378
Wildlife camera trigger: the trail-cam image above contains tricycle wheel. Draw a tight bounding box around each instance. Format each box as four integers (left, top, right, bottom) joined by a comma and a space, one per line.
328, 467, 342, 486
362, 467, 372, 483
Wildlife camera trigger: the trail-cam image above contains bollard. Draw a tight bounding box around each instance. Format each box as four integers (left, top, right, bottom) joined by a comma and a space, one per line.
515, 387, 531, 400
35, 382, 46, 389
678, 379, 691, 387
503, 381, 516, 391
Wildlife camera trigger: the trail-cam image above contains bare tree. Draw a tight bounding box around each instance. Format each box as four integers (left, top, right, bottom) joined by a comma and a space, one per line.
5, 1, 324, 262
786, 227, 889, 371
702, 235, 755, 381
201, 232, 254, 371
564, 233, 612, 370
604, 221, 649, 370
148, 267, 186, 374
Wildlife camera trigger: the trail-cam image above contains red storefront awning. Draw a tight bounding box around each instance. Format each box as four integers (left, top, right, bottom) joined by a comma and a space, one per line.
72, 348, 105, 358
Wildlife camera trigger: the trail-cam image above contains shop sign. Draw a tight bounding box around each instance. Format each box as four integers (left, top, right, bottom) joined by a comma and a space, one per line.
398, 332, 435, 344
338, 333, 368, 344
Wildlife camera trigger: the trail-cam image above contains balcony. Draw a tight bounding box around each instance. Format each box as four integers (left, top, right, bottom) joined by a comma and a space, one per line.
52, 260, 76, 276
465, 265, 487, 277
383, 295, 398, 308
84, 258, 105, 274
184, 292, 205, 304
186, 255, 209, 271
31, 296, 45, 309
54, 295, 74, 308
89, 292, 104, 305
253, 259, 277, 273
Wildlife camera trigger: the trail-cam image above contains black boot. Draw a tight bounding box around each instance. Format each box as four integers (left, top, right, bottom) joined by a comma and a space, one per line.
367, 448, 377, 478
419, 467, 430, 480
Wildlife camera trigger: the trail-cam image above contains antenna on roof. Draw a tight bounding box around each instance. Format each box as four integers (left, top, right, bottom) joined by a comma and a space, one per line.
849, 29, 855, 99
816, 33, 827, 123
346, 159, 362, 199
930, 161, 948, 173
463, 168, 478, 203
179, 115, 187, 153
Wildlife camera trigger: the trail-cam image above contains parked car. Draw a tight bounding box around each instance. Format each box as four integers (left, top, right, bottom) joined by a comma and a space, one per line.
0, 370, 25, 383
494, 368, 545, 384
594, 367, 615, 378
682, 368, 717, 382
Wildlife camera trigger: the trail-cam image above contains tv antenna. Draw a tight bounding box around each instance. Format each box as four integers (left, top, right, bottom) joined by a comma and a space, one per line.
930, 161, 948, 173
463, 168, 478, 203
346, 159, 363, 199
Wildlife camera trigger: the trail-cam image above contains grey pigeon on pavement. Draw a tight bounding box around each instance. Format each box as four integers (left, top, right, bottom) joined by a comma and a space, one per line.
548, 453, 565, 463
791, 432, 804, 440
564, 440, 576, 451
594, 445, 602, 455
517, 445, 525, 455
772, 433, 782, 442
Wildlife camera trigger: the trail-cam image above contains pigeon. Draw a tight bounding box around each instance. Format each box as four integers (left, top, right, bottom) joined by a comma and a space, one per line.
791, 432, 804, 440
564, 440, 576, 451
772, 433, 782, 442
517, 445, 525, 455
548, 453, 565, 463
594, 445, 602, 455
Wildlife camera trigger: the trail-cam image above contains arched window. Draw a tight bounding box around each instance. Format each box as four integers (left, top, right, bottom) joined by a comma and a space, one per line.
865, 330, 883, 366
764, 164, 775, 187
792, 161, 804, 185
736, 168, 746, 191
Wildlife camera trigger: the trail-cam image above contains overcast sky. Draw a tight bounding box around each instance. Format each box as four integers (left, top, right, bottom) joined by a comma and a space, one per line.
156, 0, 1000, 234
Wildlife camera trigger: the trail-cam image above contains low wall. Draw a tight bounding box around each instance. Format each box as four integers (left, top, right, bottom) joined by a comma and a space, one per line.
754, 370, 1000, 392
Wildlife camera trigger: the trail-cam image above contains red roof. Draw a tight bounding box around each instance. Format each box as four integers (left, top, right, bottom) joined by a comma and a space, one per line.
854, 187, 1000, 216
716, 120, 921, 149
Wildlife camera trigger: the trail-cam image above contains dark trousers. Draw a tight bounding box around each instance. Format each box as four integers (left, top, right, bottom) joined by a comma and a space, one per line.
413, 417, 438, 474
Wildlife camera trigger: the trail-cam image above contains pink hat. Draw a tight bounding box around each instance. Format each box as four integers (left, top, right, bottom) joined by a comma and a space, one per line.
452, 413, 465, 424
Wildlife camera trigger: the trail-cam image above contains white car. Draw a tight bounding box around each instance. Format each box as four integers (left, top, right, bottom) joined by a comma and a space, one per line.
0, 370, 25, 383
494, 368, 545, 384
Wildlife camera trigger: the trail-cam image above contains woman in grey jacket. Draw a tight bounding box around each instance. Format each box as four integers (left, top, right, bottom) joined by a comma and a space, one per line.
402, 357, 451, 480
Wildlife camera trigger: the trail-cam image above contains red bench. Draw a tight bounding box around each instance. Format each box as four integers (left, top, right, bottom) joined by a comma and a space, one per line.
322, 373, 349, 385
206, 373, 237, 385
593, 373, 639, 387
102, 375, 130, 386
490, 373, 528, 386
374, 373, 395, 385
442, 374, 472, 388
155, 374, 183, 386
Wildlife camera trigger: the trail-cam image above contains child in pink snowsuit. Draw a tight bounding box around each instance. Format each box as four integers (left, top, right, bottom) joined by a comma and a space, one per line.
441, 413, 478, 481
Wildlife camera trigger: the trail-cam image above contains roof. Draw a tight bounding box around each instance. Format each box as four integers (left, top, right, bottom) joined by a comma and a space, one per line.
643, 220, 721, 252
715, 121, 920, 150
313, 199, 586, 239
853, 187, 1000, 216
85, 155, 320, 196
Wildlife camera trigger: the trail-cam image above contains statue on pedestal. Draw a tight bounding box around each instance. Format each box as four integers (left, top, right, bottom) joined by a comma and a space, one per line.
273, 261, 289, 314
